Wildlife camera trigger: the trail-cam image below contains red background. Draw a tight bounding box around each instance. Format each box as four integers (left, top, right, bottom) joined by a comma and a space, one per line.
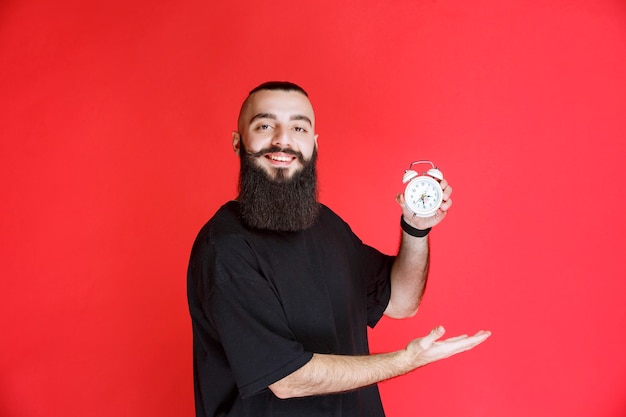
1, 1, 625, 416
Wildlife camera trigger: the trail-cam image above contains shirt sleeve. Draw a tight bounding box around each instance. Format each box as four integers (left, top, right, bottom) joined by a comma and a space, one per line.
331, 208, 394, 328
325, 207, 394, 329
206, 233, 314, 398
361, 243, 394, 328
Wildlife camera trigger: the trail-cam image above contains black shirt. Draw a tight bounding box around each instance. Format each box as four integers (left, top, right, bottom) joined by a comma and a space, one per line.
188, 201, 393, 417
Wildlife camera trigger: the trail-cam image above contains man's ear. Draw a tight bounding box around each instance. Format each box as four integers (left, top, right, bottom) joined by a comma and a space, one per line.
232, 131, 241, 155
314, 133, 319, 148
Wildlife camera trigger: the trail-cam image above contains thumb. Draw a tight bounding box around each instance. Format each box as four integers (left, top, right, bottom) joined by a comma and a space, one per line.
420, 325, 446, 349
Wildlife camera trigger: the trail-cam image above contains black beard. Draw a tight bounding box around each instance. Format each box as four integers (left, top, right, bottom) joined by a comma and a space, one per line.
238, 145, 320, 232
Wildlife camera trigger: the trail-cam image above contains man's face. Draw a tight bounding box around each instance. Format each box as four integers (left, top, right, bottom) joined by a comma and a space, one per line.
233, 89, 318, 180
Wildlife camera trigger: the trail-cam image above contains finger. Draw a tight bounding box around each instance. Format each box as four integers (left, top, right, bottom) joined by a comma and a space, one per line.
455, 331, 492, 351
443, 331, 491, 346
444, 335, 469, 343
439, 197, 452, 211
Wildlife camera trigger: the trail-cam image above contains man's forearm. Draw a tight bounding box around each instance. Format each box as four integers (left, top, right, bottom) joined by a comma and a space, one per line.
386, 231, 430, 318
269, 350, 410, 399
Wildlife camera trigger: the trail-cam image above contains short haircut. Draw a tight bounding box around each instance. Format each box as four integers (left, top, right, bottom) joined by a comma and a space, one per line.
248, 81, 309, 97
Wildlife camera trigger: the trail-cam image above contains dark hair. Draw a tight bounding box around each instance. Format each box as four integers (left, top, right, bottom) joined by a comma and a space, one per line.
249, 81, 308, 97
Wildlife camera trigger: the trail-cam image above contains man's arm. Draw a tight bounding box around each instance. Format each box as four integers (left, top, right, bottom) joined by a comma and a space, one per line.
269, 325, 490, 399
384, 178, 453, 318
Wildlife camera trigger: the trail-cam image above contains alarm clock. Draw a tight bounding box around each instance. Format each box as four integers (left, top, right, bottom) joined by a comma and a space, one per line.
402, 160, 444, 217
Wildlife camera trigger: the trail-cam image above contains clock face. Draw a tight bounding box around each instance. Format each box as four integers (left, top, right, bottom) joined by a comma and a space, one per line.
405, 176, 443, 217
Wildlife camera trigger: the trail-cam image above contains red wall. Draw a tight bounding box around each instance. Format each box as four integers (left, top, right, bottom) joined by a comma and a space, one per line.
1, 1, 625, 416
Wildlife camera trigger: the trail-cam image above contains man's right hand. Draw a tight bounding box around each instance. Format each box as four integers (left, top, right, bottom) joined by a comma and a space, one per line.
404, 326, 491, 368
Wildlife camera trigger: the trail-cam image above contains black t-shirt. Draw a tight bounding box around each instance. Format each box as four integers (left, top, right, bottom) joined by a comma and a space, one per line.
187, 201, 394, 417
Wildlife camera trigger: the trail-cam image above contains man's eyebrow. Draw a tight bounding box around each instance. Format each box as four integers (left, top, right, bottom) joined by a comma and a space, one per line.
290, 114, 313, 126
249, 113, 276, 123
249, 113, 313, 126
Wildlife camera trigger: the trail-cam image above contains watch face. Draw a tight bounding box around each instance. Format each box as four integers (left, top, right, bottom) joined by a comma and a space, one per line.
405, 177, 442, 217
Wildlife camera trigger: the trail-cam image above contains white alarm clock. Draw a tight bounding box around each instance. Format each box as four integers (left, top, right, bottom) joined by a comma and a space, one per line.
402, 160, 444, 217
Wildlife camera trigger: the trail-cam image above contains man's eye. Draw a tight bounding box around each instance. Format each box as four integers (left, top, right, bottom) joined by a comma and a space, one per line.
258, 124, 271, 130
294, 126, 306, 133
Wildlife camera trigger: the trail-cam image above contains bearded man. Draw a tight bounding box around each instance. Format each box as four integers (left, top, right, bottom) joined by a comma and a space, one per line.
187, 81, 490, 417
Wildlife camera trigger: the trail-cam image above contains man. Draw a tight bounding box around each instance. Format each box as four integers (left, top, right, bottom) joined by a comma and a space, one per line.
187, 81, 490, 417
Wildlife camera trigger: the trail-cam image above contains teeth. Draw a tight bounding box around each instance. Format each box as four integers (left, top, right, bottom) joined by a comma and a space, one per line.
270, 155, 292, 162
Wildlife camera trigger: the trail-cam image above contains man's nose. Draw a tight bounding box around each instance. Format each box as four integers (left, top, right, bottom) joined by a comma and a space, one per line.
272, 126, 292, 148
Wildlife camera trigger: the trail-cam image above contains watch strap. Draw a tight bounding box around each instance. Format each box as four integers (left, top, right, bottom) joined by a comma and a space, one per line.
400, 215, 431, 238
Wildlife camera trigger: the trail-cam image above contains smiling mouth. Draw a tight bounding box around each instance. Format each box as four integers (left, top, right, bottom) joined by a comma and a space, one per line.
265, 153, 296, 163
247, 146, 303, 162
